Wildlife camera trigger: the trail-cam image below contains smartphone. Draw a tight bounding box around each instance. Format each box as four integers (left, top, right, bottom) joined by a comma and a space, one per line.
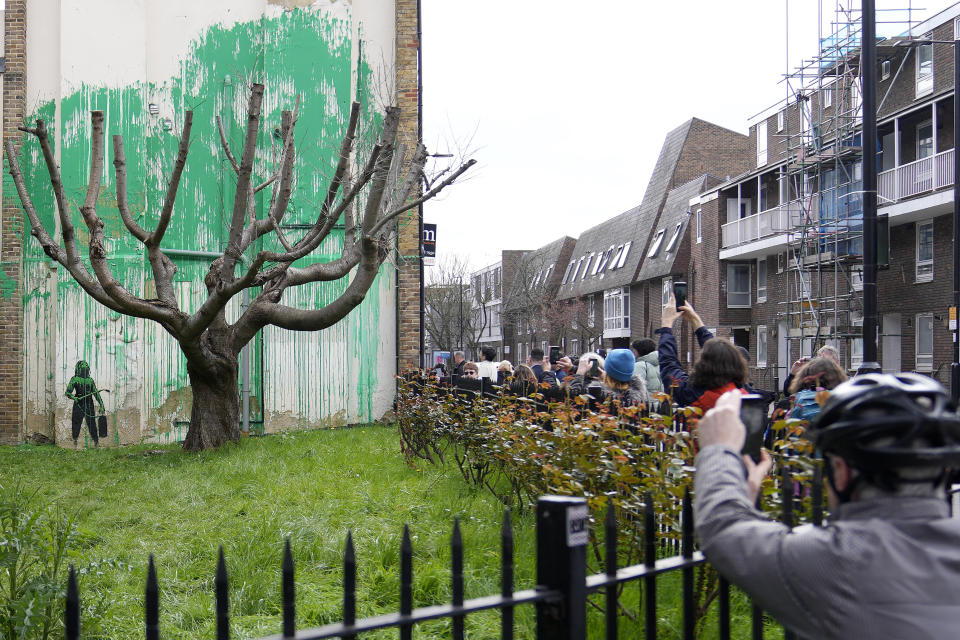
589, 359, 600, 378
739, 394, 768, 463
673, 281, 688, 309
549, 345, 561, 365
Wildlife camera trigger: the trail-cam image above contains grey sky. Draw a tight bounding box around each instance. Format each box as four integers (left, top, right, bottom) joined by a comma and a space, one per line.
421, 1, 941, 273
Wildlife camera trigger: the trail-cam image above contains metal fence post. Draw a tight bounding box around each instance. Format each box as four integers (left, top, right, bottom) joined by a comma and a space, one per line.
535, 496, 587, 640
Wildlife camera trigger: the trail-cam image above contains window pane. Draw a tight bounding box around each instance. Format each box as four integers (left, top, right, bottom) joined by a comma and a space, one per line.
918, 222, 934, 262
918, 314, 934, 354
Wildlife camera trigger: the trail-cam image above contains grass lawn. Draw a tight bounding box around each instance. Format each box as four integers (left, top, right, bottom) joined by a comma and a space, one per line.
1, 425, 783, 639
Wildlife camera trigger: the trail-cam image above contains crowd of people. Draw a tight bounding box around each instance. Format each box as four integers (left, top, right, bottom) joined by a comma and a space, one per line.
427, 291, 960, 636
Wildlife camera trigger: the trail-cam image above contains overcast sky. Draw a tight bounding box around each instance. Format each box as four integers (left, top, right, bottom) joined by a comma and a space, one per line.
421, 0, 944, 274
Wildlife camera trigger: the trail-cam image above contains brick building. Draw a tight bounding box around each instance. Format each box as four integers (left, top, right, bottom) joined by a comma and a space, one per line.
554, 118, 751, 354
712, 3, 960, 392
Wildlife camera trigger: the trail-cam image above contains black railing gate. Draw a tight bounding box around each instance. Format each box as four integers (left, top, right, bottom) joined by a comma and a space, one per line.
62, 490, 804, 639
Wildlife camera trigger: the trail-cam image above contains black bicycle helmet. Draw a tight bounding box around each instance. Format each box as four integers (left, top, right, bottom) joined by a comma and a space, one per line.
806, 373, 960, 471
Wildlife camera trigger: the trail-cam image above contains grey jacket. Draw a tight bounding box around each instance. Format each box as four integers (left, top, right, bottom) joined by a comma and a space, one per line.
694, 445, 960, 639
633, 352, 663, 395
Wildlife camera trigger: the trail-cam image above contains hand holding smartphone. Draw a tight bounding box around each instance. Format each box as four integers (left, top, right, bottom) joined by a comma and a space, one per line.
739, 394, 769, 463
549, 345, 561, 365
673, 281, 687, 309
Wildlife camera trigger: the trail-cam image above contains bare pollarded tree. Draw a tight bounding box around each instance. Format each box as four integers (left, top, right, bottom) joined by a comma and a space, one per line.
6, 84, 474, 451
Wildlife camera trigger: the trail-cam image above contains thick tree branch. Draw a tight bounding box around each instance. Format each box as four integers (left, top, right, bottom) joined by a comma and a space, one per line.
5, 137, 179, 326
79, 112, 184, 324
146, 111, 193, 248
26, 120, 82, 268
112, 135, 149, 242
221, 83, 265, 282
360, 107, 400, 233
250, 237, 382, 334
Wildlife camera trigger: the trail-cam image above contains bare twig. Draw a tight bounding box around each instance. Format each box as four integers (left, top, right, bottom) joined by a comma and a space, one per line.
216, 114, 240, 174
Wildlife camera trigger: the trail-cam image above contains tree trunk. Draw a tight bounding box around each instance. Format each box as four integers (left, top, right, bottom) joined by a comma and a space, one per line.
182, 355, 241, 452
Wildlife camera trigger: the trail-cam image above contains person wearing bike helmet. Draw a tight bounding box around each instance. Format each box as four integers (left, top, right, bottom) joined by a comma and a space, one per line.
693, 373, 960, 639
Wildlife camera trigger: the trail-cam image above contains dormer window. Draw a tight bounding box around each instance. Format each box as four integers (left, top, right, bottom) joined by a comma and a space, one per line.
647, 230, 666, 258
609, 245, 624, 270
616, 241, 632, 268
591, 251, 605, 275
664, 222, 683, 253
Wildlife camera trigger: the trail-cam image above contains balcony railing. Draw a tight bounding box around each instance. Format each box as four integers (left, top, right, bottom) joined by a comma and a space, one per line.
878, 148, 954, 204
721, 200, 811, 249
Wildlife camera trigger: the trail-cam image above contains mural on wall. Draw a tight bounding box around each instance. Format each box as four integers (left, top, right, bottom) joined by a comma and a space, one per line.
64, 360, 107, 449
15, 1, 410, 448
12, 0, 464, 446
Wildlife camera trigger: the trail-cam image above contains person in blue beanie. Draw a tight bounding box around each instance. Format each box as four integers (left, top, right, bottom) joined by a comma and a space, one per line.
599, 348, 648, 406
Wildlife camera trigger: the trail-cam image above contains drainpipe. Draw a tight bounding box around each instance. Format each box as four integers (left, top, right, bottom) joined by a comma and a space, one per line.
417, 0, 425, 370
240, 286, 251, 435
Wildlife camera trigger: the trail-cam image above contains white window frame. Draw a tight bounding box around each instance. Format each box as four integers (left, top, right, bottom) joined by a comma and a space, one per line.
561, 262, 574, 285
777, 251, 786, 274
597, 246, 613, 273
581, 253, 594, 280
591, 251, 604, 276
916, 313, 934, 372
916, 219, 934, 283
756, 120, 768, 167
616, 241, 632, 269
916, 42, 933, 98
647, 230, 665, 258
881, 59, 891, 81
757, 325, 768, 369
609, 245, 624, 270
757, 258, 767, 303
955, 17, 960, 39
603, 287, 630, 335
696, 209, 702, 243
776, 109, 784, 133
664, 222, 683, 253
727, 263, 751, 308
661, 277, 673, 307
823, 86, 832, 108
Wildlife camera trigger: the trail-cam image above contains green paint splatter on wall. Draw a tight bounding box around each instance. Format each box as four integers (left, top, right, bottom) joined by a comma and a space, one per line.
17, 6, 395, 433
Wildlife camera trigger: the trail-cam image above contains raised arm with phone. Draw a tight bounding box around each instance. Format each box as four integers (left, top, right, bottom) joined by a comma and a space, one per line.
656, 293, 748, 412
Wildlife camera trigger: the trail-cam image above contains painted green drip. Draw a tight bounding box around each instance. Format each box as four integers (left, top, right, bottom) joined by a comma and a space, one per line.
14, 7, 393, 429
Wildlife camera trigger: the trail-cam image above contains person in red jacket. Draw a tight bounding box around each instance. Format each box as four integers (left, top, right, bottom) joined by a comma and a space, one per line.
656, 294, 748, 413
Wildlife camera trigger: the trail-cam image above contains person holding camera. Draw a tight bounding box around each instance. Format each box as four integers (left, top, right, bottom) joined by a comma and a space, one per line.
657, 293, 748, 412
562, 352, 606, 397
694, 374, 960, 638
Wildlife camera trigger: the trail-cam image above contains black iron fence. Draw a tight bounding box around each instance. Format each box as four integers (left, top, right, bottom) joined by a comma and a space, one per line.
63, 468, 819, 640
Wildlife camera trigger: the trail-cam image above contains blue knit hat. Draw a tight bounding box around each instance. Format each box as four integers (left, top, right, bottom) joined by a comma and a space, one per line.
605, 349, 635, 383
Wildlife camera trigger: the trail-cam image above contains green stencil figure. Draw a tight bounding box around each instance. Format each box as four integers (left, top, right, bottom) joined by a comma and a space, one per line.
65, 360, 104, 448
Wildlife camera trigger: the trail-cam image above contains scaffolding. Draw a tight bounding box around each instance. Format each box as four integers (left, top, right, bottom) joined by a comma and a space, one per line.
776, 0, 923, 367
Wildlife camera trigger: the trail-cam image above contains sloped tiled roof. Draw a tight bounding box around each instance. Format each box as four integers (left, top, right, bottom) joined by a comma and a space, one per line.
557, 120, 695, 299
637, 174, 721, 281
